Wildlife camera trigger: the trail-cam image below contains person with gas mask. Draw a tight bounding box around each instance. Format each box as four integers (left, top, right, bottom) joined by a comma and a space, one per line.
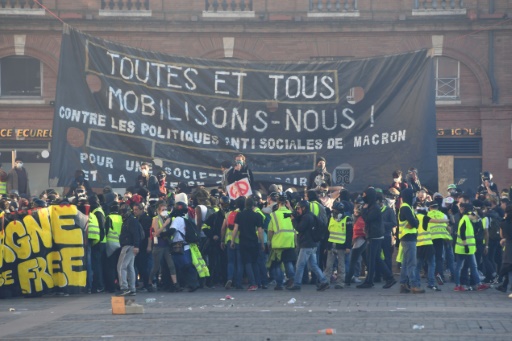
308, 157, 332, 189
7, 157, 30, 197
116, 203, 142, 296
66, 169, 92, 198
226, 154, 254, 189
323, 202, 353, 289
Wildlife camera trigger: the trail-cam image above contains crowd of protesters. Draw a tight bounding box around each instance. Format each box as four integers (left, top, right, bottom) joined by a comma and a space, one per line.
1, 156, 512, 298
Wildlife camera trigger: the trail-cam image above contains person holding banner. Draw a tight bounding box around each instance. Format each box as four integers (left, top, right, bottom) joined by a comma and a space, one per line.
308, 157, 331, 190
226, 154, 254, 190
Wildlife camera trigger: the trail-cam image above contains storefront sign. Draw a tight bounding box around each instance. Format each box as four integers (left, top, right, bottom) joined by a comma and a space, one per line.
0, 129, 52, 139
437, 128, 481, 136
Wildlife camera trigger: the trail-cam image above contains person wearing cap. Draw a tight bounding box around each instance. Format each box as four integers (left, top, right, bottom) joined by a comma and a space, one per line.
453, 203, 489, 291
428, 195, 455, 285
308, 157, 331, 190
6, 157, 30, 197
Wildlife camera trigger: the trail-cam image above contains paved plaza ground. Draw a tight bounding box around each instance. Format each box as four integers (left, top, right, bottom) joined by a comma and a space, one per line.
1, 280, 511, 341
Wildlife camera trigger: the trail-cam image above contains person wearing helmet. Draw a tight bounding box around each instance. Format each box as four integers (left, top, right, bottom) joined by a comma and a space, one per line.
262, 190, 279, 214
323, 201, 353, 289
477, 171, 498, 198
170, 201, 200, 292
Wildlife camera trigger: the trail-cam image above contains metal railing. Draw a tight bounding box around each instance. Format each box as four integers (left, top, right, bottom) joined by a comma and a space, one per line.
309, 0, 358, 12
414, 0, 464, 10
436, 77, 459, 100
0, 0, 42, 9
100, 0, 149, 11
205, 0, 253, 12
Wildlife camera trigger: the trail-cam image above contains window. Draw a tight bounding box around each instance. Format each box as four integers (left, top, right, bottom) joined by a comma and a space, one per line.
436, 57, 459, 101
0, 56, 41, 97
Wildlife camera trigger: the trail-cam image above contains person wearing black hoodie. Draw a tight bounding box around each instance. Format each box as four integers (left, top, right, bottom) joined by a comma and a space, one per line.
287, 200, 330, 291
357, 188, 397, 289
116, 204, 142, 296
398, 188, 424, 293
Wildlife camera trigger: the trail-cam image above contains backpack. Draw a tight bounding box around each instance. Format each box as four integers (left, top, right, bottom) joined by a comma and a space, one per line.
182, 217, 201, 244
227, 210, 238, 230
311, 214, 328, 243
487, 210, 501, 241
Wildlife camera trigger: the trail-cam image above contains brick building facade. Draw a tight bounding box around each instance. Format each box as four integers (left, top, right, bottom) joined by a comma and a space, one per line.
0, 0, 511, 195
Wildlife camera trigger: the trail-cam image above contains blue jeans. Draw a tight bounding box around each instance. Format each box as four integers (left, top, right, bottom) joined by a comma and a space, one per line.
416, 247, 436, 286
256, 246, 268, 286
345, 241, 366, 284
226, 243, 243, 287
117, 245, 136, 292
400, 240, 420, 287
172, 249, 199, 289
86, 244, 93, 291
294, 248, 327, 287
270, 258, 295, 288
455, 253, 481, 286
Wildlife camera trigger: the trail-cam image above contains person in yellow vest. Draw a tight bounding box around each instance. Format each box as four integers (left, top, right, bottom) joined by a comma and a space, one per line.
89, 194, 106, 293
0, 163, 7, 196
429, 193, 455, 285
267, 194, 296, 290
398, 188, 424, 294
323, 202, 352, 289
453, 203, 490, 291
104, 202, 123, 293
416, 201, 450, 291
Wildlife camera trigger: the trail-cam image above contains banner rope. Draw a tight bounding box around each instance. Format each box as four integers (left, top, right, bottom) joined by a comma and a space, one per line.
34, 0, 66, 25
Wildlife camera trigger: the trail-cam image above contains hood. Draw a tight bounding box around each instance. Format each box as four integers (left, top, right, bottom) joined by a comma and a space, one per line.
401, 188, 414, 206
363, 188, 377, 206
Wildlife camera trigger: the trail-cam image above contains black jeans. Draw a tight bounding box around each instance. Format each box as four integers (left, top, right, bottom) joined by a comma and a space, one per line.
345, 241, 367, 284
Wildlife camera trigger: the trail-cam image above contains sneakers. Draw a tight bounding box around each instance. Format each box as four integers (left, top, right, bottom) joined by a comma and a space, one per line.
352, 276, 362, 284
508, 293, 512, 299
435, 273, 444, 286
147, 284, 156, 292
248, 285, 258, 291
317, 282, 330, 291
411, 287, 425, 294
476, 283, 490, 291
137, 287, 148, 293
383, 279, 397, 289
224, 280, 232, 290
427, 285, 441, 291
268, 280, 277, 286
286, 285, 301, 291
400, 284, 410, 294
356, 282, 373, 289
495, 285, 507, 293
274, 286, 284, 291
116, 289, 131, 296
128, 291, 136, 296
285, 279, 294, 288
465, 286, 475, 291
334, 284, 344, 289
453, 285, 466, 292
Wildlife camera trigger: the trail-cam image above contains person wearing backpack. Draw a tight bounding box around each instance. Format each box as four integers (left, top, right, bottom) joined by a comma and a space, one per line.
358, 188, 397, 290
286, 200, 330, 291
169, 201, 200, 292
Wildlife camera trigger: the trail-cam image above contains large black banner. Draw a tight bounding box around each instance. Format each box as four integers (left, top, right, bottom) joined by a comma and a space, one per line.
50, 27, 438, 191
